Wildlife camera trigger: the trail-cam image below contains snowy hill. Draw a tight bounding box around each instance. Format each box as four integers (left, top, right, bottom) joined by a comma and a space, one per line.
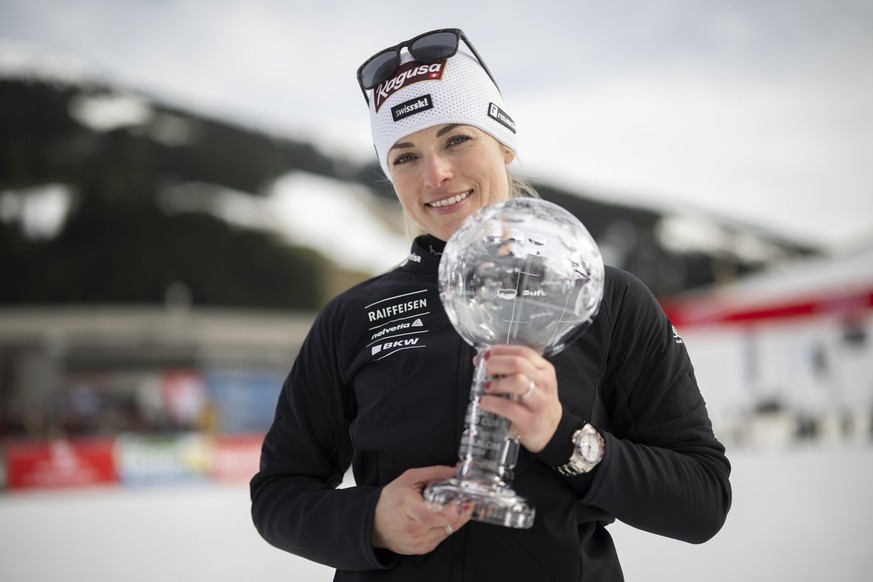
0, 40, 820, 307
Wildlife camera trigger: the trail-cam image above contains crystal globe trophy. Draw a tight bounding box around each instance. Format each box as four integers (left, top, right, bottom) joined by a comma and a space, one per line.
423, 197, 605, 529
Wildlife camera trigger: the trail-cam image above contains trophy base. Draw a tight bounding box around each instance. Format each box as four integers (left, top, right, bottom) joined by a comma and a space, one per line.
424, 478, 535, 529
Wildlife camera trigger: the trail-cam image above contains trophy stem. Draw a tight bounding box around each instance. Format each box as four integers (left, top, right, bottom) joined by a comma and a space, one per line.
423, 349, 535, 529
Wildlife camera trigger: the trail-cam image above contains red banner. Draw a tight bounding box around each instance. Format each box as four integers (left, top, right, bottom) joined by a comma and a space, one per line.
210, 434, 263, 482
3, 438, 117, 490
662, 288, 873, 328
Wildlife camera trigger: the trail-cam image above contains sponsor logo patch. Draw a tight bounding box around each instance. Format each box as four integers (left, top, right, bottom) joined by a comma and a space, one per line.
371, 337, 421, 356
392, 95, 433, 122
374, 60, 446, 112
370, 318, 424, 341
487, 102, 516, 133
672, 325, 685, 344
367, 296, 428, 323
364, 291, 431, 361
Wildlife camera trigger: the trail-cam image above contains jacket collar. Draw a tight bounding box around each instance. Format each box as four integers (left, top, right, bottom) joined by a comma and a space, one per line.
402, 235, 445, 273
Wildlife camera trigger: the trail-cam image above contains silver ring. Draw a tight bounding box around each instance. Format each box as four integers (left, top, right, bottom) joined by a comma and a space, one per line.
444, 524, 453, 537
520, 379, 536, 401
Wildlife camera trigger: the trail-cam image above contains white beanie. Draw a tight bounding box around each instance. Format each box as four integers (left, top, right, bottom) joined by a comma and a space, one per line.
367, 45, 518, 180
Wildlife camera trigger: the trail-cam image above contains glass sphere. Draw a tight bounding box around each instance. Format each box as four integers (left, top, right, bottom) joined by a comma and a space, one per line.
439, 198, 604, 356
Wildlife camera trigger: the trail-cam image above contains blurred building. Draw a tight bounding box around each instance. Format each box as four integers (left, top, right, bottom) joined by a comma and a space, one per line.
0, 306, 313, 440
663, 241, 873, 446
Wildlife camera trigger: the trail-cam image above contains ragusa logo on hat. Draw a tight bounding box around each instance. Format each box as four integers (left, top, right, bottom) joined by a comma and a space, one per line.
374, 60, 447, 112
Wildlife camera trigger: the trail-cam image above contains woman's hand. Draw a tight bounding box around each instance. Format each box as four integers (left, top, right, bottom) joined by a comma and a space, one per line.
476, 345, 562, 454
372, 466, 473, 555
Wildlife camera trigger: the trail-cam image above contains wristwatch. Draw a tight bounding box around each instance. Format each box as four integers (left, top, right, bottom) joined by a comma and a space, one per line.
554, 423, 605, 476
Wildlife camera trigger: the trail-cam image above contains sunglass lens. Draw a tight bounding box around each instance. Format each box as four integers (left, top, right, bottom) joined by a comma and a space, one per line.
409, 31, 458, 62
361, 50, 399, 89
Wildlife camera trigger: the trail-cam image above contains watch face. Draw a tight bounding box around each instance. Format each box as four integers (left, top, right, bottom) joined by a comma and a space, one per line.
579, 432, 602, 463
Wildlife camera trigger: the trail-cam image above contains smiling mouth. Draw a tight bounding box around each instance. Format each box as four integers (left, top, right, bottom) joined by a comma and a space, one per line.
427, 190, 471, 208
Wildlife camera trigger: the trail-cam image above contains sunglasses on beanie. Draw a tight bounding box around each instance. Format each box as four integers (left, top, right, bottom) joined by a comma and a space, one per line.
356, 28, 500, 104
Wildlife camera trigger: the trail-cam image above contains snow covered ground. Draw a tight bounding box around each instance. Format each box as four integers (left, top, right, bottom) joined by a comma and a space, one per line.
1, 444, 871, 581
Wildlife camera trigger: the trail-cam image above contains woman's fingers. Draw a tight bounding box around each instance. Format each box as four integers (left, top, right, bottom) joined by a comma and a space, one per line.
372, 466, 474, 555
477, 345, 562, 454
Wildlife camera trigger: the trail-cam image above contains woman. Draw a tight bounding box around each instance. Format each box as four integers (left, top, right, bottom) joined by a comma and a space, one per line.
251, 28, 731, 581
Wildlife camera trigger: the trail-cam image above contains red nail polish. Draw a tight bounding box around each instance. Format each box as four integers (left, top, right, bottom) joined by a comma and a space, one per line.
483, 350, 491, 360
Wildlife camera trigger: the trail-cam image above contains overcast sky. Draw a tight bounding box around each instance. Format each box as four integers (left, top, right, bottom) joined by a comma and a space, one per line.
2, 0, 872, 251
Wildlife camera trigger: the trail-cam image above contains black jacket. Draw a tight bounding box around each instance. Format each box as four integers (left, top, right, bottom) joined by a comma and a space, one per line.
251, 235, 732, 581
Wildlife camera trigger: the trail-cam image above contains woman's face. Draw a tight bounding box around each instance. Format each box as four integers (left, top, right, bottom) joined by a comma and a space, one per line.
388, 124, 515, 242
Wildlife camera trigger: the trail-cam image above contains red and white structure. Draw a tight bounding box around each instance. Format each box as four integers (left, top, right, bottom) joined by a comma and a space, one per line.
661, 243, 873, 446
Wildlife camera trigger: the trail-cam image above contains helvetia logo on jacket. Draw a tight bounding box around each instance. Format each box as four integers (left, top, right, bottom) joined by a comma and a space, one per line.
364, 290, 430, 360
